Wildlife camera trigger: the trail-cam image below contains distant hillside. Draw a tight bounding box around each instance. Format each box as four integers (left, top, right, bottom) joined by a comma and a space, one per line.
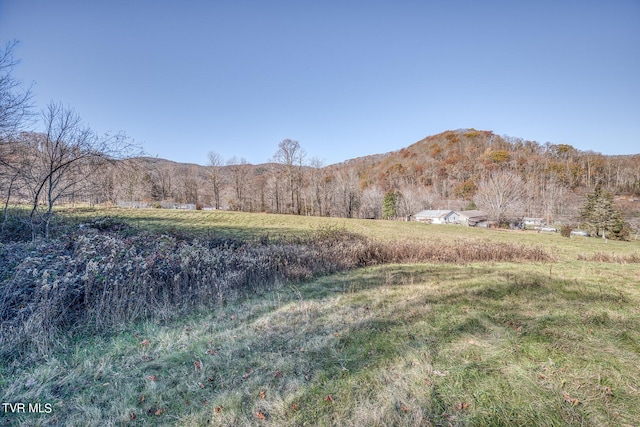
334, 129, 638, 191
105, 129, 638, 227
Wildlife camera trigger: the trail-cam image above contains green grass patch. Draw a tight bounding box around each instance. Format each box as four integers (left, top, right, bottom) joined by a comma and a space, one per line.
2, 262, 638, 426
56, 206, 640, 261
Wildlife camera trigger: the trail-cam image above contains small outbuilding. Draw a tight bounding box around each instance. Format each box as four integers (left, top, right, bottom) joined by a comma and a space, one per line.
455, 210, 488, 227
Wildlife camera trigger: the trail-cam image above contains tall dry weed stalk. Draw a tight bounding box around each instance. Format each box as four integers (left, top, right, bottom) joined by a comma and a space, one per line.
577, 251, 640, 263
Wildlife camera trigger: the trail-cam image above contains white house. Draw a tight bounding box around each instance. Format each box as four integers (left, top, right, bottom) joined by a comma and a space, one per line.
413, 210, 456, 224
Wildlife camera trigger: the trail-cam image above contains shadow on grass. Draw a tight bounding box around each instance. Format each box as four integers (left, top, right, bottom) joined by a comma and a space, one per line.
4, 263, 639, 426
176, 264, 639, 426
49, 209, 306, 242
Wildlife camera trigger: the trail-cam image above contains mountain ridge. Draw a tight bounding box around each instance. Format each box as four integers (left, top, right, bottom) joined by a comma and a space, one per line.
137, 128, 640, 169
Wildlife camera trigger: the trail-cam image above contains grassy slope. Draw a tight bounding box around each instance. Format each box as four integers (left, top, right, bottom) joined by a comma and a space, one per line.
56, 206, 640, 255
2, 208, 639, 426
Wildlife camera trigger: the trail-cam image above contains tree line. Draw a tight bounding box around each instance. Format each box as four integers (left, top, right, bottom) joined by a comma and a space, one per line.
75, 133, 637, 237
105, 131, 638, 225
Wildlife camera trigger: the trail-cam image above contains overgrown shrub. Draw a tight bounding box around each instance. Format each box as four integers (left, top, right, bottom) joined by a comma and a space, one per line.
0, 225, 552, 362
1, 209, 96, 242
0, 230, 359, 360
81, 216, 132, 232
0, 215, 32, 242
560, 225, 573, 238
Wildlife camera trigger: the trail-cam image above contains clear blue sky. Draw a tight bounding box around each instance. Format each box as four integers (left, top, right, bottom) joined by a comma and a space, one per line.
1, 0, 639, 165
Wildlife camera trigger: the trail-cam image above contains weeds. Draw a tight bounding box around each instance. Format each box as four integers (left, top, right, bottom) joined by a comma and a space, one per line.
577, 251, 640, 263
0, 223, 552, 363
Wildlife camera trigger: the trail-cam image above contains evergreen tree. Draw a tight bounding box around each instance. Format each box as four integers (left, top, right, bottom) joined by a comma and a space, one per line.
580, 185, 629, 240
382, 190, 400, 220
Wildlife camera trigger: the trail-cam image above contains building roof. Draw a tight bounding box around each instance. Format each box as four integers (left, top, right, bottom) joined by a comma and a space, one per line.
456, 210, 487, 220
414, 210, 455, 218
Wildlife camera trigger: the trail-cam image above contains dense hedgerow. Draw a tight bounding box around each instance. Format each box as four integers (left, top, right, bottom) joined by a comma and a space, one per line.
0, 223, 551, 361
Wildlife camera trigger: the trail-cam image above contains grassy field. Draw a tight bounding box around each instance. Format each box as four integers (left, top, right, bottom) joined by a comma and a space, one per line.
2, 208, 639, 426
58, 206, 640, 257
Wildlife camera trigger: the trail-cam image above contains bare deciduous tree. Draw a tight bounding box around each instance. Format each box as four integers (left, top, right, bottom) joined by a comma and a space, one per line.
0, 41, 33, 141
360, 185, 383, 219
397, 184, 428, 219
207, 151, 224, 209
25, 102, 136, 238
1, 134, 32, 234
474, 172, 525, 225
265, 162, 282, 213
540, 176, 565, 225
307, 156, 326, 216
335, 166, 360, 218
1, 41, 34, 233
181, 165, 203, 205
273, 139, 305, 214
226, 156, 249, 211
149, 161, 175, 202
117, 159, 150, 206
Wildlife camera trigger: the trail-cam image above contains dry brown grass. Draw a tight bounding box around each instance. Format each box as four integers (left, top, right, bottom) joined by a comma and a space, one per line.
577, 251, 640, 263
